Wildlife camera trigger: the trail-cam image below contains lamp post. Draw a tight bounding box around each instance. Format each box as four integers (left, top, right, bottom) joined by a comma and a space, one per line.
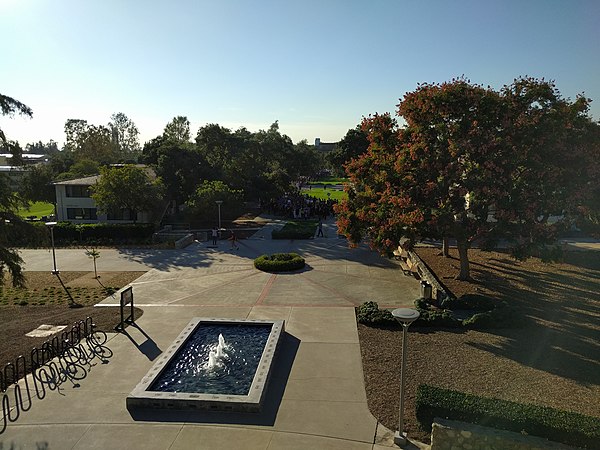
45, 221, 59, 275
215, 200, 223, 231
391, 307, 420, 447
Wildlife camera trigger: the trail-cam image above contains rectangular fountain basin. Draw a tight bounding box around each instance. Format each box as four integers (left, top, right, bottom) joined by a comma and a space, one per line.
126, 318, 285, 413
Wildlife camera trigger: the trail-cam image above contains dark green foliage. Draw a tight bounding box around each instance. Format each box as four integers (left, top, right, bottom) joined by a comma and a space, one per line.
254, 253, 305, 272
441, 294, 495, 310
272, 220, 318, 240
414, 294, 516, 329
14, 222, 155, 246
355, 301, 396, 326
416, 384, 600, 449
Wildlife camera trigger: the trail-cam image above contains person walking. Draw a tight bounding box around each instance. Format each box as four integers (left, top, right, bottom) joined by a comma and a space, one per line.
211, 226, 219, 246
229, 229, 239, 250
317, 219, 324, 237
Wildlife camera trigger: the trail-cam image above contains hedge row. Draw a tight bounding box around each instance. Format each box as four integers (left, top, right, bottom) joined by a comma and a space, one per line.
13, 222, 155, 247
415, 294, 518, 329
254, 253, 305, 272
355, 298, 517, 329
416, 384, 599, 449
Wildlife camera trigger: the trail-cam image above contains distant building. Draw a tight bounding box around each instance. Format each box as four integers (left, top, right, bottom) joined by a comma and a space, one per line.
54, 167, 156, 223
314, 138, 337, 152
0, 153, 47, 165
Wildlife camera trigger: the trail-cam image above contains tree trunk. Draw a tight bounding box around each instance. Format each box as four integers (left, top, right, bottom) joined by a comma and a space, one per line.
442, 237, 450, 257
456, 239, 471, 280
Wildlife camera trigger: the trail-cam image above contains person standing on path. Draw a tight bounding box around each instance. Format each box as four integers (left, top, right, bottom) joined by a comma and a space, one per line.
229, 229, 239, 250
317, 219, 324, 237
211, 226, 219, 246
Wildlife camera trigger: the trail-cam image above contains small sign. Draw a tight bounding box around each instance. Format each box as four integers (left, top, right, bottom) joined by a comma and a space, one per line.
115, 286, 135, 332
121, 286, 133, 306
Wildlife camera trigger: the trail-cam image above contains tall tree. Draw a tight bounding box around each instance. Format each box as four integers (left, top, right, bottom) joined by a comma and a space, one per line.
336, 78, 599, 280
0, 94, 32, 149
64, 120, 119, 164
326, 126, 369, 176
20, 164, 57, 205
90, 165, 165, 223
109, 112, 141, 160
0, 94, 33, 286
163, 116, 191, 143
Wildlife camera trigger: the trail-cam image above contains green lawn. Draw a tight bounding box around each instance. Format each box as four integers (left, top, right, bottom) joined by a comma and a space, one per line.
302, 187, 347, 201
17, 201, 54, 219
307, 177, 349, 185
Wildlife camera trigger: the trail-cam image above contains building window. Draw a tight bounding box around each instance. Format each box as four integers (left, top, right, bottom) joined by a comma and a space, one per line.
66, 208, 97, 220
107, 209, 137, 221
65, 185, 91, 198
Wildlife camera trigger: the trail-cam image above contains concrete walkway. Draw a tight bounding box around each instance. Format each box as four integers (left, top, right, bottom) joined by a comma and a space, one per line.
3, 219, 424, 449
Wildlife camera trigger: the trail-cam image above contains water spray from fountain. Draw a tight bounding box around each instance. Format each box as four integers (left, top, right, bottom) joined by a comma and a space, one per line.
206, 333, 229, 370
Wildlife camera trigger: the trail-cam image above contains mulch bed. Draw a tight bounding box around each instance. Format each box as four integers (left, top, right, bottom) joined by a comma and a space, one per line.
0, 271, 145, 372
358, 247, 600, 444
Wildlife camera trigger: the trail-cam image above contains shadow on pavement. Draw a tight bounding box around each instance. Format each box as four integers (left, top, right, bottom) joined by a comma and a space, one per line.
127, 332, 300, 426
121, 323, 163, 361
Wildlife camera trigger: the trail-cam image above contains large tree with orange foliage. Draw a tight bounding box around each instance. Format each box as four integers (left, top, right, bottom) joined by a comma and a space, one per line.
335, 78, 599, 280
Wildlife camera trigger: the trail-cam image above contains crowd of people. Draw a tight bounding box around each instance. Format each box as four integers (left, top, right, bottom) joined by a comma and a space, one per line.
263, 192, 337, 220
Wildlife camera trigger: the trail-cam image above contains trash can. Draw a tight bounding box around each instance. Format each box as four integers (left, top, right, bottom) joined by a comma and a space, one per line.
420, 281, 432, 300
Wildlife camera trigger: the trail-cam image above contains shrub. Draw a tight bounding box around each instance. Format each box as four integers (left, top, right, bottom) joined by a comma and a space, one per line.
356, 301, 396, 326
254, 253, 305, 272
416, 384, 600, 449
415, 294, 516, 329
17, 222, 155, 247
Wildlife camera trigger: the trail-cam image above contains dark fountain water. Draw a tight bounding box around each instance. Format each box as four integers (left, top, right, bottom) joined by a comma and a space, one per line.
149, 323, 272, 396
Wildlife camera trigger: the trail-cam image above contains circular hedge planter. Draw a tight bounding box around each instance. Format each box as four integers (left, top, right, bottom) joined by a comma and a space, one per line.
254, 253, 305, 272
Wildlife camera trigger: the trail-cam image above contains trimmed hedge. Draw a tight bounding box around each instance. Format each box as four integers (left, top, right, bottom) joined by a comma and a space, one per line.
356, 301, 396, 326
355, 298, 517, 330
416, 384, 600, 449
254, 253, 305, 272
414, 295, 517, 329
14, 222, 155, 247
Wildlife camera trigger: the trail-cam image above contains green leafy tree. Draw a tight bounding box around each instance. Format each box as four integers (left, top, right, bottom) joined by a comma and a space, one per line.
0, 94, 32, 149
85, 248, 100, 278
186, 180, 244, 222
142, 136, 210, 204
326, 126, 369, 176
109, 112, 141, 160
0, 94, 33, 286
163, 116, 191, 143
25, 140, 59, 154
20, 164, 57, 205
91, 165, 165, 223
64, 120, 119, 164
336, 78, 599, 280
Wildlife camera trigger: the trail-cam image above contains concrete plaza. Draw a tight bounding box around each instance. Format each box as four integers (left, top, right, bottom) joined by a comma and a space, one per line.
3, 220, 424, 449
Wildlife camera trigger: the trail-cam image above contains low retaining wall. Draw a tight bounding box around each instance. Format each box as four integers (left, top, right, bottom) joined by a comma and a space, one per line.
175, 233, 194, 249
407, 250, 451, 302
431, 418, 577, 450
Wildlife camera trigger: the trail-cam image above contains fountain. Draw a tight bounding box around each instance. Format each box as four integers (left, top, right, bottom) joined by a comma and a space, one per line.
127, 318, 285, 413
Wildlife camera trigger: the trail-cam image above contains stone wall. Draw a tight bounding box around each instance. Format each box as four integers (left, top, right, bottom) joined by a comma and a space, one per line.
175, 233, 195, 249
407, 250, 450, 303
431, 418, 578, 450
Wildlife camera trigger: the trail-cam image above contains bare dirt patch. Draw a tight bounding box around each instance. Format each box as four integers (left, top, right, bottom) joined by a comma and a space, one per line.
0, 271, 145, 371
358, 247, 600, 443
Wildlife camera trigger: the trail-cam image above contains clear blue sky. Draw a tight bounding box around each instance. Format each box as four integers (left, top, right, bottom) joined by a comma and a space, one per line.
1, 0, 599, 147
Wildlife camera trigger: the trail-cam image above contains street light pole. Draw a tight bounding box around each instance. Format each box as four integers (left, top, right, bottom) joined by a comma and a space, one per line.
215, 200, 223, 231
392, 308, 420, 447
45, 221, 59, 275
